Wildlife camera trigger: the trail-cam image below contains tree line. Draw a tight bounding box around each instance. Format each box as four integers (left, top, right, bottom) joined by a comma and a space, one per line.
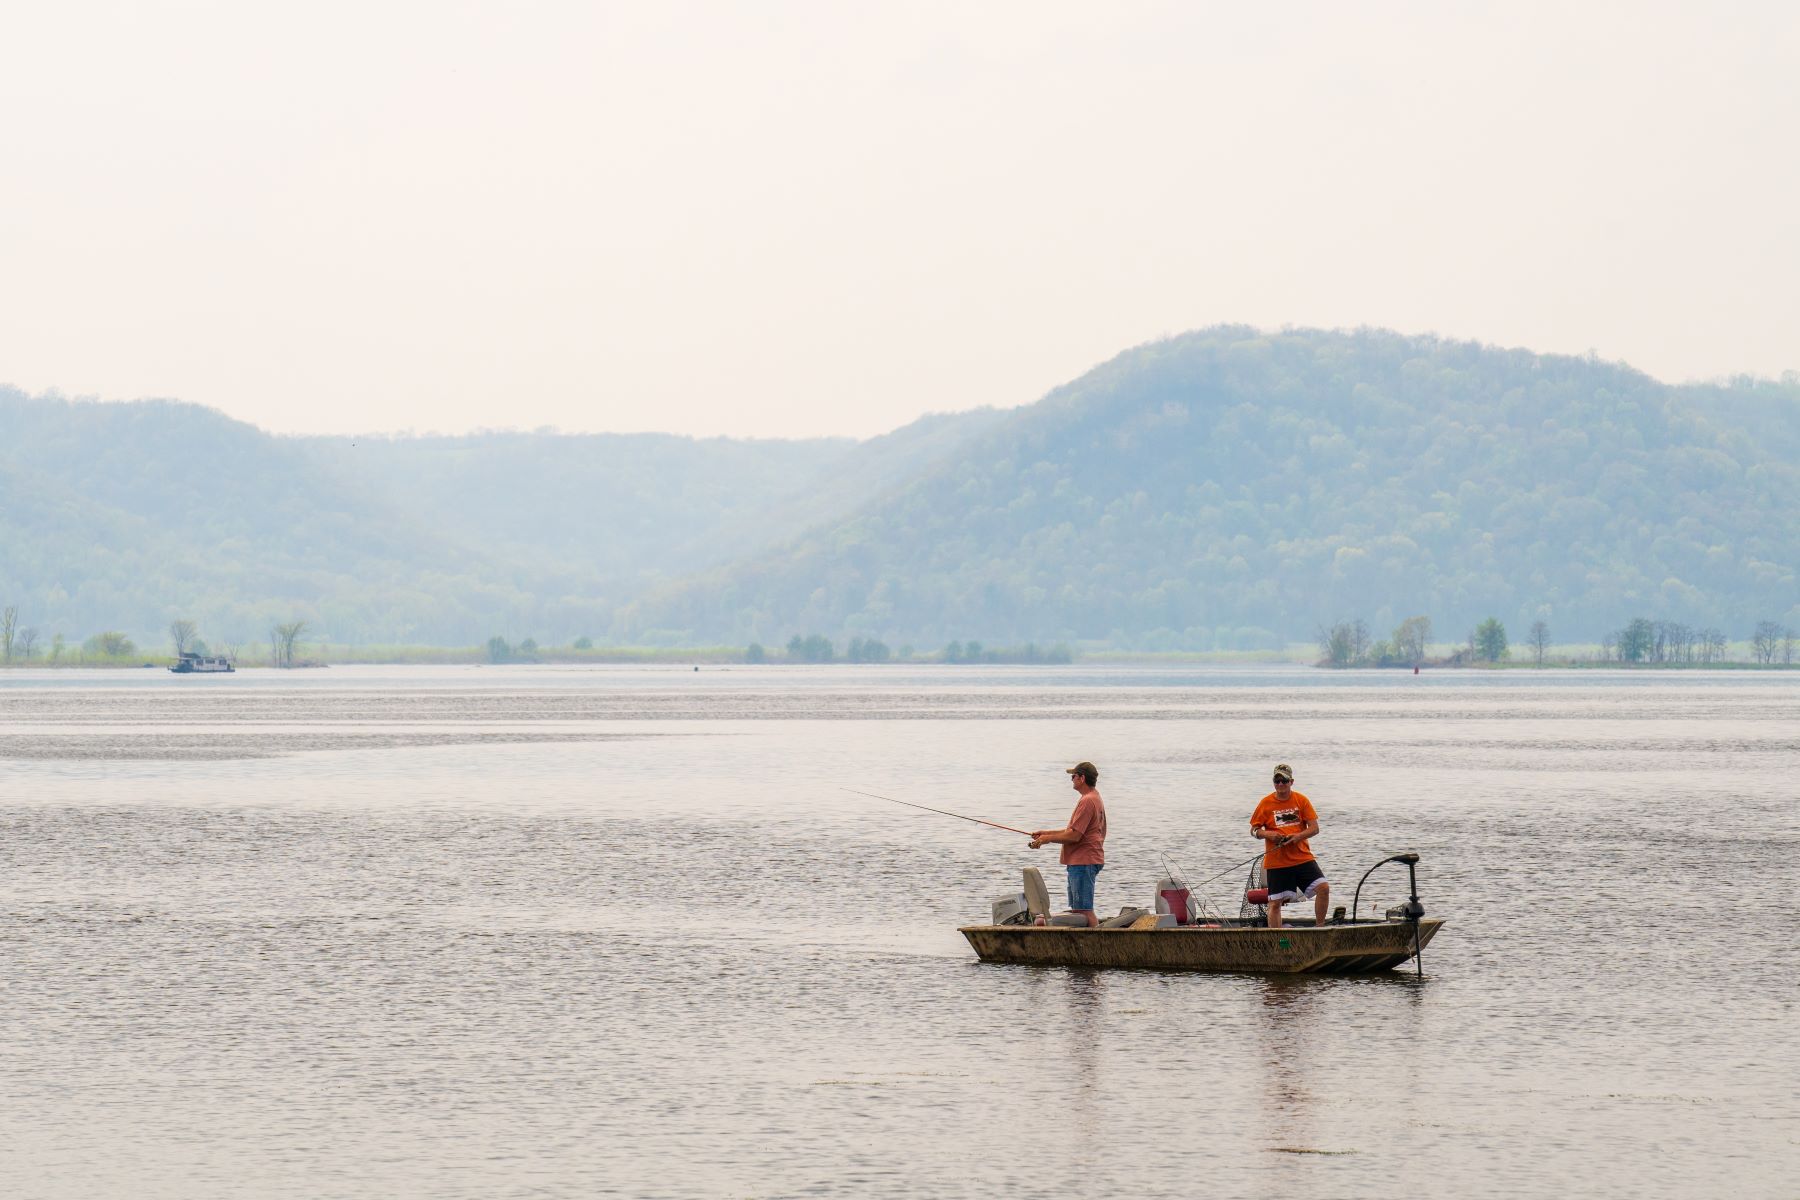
0, 608, 318, 667
1318, 612, 1797, 667
740, 635, 1074, 664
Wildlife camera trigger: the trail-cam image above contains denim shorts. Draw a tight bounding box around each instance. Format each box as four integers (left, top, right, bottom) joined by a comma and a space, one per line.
1066, 863, 1102, 911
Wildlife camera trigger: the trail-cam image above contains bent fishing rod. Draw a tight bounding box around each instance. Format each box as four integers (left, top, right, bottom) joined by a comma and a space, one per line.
842, 788, 1035, 838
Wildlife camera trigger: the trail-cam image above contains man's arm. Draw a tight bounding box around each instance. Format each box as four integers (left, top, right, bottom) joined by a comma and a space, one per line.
1272, 819, 1320, 848
1031, 797, 1094, 849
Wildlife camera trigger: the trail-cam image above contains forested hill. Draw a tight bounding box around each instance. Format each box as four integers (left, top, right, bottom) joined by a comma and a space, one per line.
5, 327, 1797, 651
0, 390, 1004, 646
616, 327, 1800, 648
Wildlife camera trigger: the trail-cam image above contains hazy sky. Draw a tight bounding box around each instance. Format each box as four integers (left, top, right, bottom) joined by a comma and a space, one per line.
3, 2, 1795, 438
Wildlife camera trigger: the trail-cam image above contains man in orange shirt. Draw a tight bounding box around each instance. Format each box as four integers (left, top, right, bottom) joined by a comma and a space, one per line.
1250, 762, 1329, 929
1028, 761, 1108, 927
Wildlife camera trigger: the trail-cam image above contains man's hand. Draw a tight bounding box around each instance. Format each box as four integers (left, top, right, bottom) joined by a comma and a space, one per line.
1028, 839, 1044, 849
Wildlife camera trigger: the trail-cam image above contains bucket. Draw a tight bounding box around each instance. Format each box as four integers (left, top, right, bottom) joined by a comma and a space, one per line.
1155, 876, 1193, 924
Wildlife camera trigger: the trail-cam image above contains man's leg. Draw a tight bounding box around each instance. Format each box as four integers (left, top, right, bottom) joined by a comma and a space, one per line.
1267, 897, 1283, 929
1068, 865, 1099, 928
1312, 880, 1331, 927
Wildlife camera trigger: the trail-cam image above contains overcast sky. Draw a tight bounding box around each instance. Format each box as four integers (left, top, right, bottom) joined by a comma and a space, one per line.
3, 1, 1795, 438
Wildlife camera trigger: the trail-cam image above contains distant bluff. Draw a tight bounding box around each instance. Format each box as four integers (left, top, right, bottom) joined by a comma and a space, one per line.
616, 326, 1800, 648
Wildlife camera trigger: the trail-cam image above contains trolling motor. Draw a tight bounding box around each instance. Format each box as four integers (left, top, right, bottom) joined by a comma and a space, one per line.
1350, 851, 1423, 921
1350, 852, 1426, 975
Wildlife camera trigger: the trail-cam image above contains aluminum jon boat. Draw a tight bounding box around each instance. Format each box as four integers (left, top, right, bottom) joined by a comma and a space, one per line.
959, 915, 1443, 974
960, 852, 1443, 975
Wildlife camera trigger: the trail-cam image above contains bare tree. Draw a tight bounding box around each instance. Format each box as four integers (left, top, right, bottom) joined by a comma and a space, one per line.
1785, 627, 1797, 666
1351, 619, 1370, 663
16, 628, 39, 661
169, 619, 199, 657
1392, 616, 1432, 667
1752, 621, 1781, 665
272, 620, 309, 668
1, 606, 16, 662
1529, 619, 1550, 666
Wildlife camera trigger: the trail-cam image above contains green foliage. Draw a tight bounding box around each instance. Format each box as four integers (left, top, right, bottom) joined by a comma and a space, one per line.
786, 634, 834, 662
1618, 618, 1655, 663
942, 639, 1071, 664
486, 636, 512, 663
83, 631, 136, 657
1317, 619, 1370, 667
1391, 617, 1433, 666
846, 637, 890, 663
619, 328, 1800, 646
1474, 618, 1508, 662
8, 329, 1800, 650
1597, 617, 1738, 664
0, 388, 1002, 648
572, 636, 593, 650
745, 642, 766, 663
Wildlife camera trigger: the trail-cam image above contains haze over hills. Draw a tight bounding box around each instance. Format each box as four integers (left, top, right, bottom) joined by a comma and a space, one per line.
3, 327, 1797, 654
0, 389, 1006, 647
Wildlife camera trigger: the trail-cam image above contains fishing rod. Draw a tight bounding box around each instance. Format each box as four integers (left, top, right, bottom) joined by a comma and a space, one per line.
1190, 849, 1266, 888
842, 788, 1034, 838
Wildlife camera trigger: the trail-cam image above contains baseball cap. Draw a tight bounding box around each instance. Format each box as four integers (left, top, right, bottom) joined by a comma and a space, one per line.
1272, 763, 1294, 782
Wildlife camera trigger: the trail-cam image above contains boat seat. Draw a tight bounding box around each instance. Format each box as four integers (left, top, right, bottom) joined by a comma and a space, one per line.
1098, 907, 1153, 929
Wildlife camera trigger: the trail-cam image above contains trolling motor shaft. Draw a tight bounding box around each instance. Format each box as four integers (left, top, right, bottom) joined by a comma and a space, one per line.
1349, 852, 1427, 976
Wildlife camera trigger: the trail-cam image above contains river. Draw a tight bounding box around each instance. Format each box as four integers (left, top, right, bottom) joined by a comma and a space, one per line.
1, 664, 1794, 1197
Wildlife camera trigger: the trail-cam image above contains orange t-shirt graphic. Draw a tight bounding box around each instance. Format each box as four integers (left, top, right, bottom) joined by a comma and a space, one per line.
1250, 790, 1317, 870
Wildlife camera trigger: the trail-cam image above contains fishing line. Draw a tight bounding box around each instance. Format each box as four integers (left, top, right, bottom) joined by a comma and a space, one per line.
1189, 850, 1265, 889
1160, 851, 1226, 922
842, 788, 1034, 837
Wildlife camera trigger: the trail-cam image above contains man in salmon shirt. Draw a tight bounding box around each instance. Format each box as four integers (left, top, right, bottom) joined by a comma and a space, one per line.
1028, 761, 1108, 927
1250, 762, 1329, 929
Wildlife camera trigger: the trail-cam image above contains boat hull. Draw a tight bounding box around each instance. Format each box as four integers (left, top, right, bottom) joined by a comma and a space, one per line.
959, 918, 1443, 974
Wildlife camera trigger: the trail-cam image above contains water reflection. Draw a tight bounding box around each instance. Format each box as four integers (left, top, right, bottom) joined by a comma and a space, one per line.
1254, 977, 1324, 1130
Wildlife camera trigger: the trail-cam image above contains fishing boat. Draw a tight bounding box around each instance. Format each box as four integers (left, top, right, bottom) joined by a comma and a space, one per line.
960, 915, 1442, 974
960, 853, 1442, 975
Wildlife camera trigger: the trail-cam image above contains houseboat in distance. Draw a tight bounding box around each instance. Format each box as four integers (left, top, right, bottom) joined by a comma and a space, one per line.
170, 651, 235, 674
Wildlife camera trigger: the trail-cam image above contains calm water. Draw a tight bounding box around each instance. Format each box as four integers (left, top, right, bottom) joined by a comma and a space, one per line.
1, 665, 1795, 1198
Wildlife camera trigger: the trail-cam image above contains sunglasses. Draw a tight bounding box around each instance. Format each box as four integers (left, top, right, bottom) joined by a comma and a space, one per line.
1273, 777, 1292, 784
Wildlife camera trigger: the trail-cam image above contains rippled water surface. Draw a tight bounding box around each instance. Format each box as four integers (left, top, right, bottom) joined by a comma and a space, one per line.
3, 664, 1796, 1198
